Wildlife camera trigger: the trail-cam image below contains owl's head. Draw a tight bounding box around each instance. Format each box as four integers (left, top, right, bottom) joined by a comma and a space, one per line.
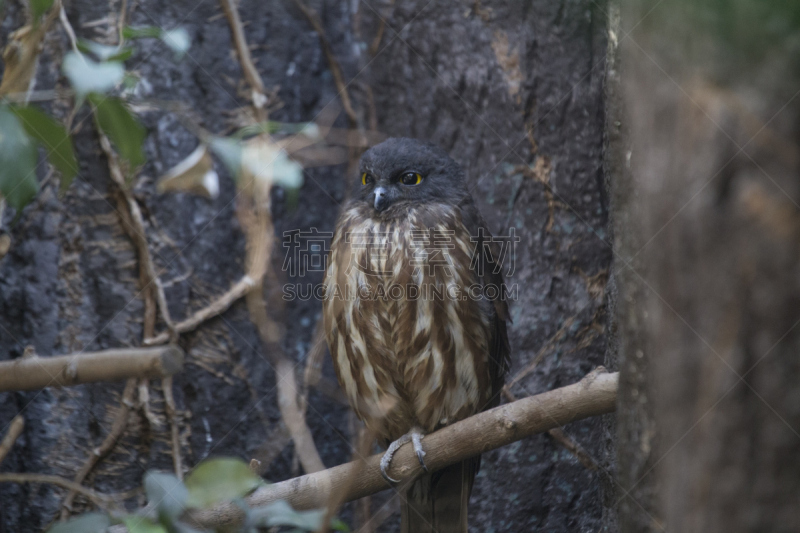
354, 137, 468, 216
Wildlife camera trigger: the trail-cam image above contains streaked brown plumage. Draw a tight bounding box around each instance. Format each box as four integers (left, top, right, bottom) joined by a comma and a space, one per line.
323, 138, 510, 532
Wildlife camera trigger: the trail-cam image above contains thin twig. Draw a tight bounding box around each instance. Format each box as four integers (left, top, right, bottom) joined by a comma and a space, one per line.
58, 2, 80, 54
117, 0, 128, 45
162, 376, 183, 479
317, 423, 374, 533
357, 494, 399, 533
60, 379, 137, 518
99, 126, 183, 478
98, 132, 175, 337
291, 0, 358, 127
0, 473, 118, 510
238, 186, 325, 475
145, 275, 255, 345
138, 379, 162, 428
0, 416, 24, 465
218, 0, 267, 120
219, 2, 326, 476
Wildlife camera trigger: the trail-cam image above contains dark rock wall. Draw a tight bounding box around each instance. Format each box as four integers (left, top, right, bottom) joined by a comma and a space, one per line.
0, 1, 611, 531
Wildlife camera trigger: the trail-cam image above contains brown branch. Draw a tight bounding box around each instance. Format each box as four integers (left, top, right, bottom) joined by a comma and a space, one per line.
503, 386, 599, 471
144, 274, 256, 345
162, 376, 183, 479
317, 422, 373, 533
0, 415, 24, 465
182, 370, 618, 529
0, 346, 184, 392
292, 0, 358, 127
98, 133, 174, 338
238, 181, 325, 475
546, 428, 599, 471
246, 290, 326, 474
60, 379, 137, 518
0, 473, 118, 510
0, 1, 59, 97
99, 127, 187, 480
218, 0, 267, 120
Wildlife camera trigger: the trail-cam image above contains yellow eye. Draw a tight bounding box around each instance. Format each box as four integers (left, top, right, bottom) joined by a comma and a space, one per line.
401, 172, 422, 186
361, 173, 372, 186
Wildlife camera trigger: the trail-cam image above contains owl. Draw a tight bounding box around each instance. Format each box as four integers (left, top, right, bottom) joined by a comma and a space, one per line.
323, 138, 510, 533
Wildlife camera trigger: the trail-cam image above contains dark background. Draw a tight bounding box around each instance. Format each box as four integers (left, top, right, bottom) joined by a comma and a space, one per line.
0, 0, 613, 531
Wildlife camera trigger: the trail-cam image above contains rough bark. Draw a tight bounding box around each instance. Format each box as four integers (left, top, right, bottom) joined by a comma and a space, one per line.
615, 1, 800, 531
0, 0, 611, 531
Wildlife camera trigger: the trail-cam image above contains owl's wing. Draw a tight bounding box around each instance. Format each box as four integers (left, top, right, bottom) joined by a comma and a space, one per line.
458, 197, 511, 406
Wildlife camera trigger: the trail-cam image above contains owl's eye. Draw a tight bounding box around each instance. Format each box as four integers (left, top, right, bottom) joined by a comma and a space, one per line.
361, 173, 374, 186
400, 172, 423, 186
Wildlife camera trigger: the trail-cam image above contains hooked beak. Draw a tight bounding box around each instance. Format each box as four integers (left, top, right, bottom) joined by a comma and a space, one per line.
373, 186, 389, 211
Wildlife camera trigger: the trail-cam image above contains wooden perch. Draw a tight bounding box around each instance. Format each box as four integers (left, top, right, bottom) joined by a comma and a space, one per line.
185, 370, 618, 529
0, 346, 184, 392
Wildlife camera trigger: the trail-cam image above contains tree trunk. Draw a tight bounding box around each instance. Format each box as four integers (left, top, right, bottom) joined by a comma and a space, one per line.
613, 1, 800, 530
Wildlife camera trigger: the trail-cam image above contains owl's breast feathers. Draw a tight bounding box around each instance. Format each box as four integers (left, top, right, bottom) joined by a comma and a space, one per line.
323, 201, 510, 442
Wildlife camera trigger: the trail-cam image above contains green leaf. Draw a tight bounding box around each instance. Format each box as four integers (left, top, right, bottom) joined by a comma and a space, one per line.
122, 516, 168, 533
161, 28, 190, 59
77, 39, 134, 62
331, 518, 351, 532
234, 121, 319, 140
90, 95, 147, 168
209, 136, 243, 180
0, 107, 39, 212
11, 105, 78, 192
144, 471, 188, 520
29, 0, 54, 21
249, 500, 326, 531
123, 25, 162, 39
47, 513, 110, 533
62, 52, 124, 97
185, 457, 262, 508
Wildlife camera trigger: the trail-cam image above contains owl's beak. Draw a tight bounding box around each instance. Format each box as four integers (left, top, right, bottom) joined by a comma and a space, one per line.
373, 187, 389, 211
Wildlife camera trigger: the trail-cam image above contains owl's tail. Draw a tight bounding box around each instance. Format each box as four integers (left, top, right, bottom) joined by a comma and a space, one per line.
400, 456, 480, 533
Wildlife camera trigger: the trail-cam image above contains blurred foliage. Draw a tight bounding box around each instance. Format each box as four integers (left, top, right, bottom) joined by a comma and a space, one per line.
90, 94, 147, 168
0, 3, 305, 217
123, 26, 191, 59
46, 457, 349, 533
29, 0, 53, 23
635, 0, 800, 83
0, 107, 40, 211
62, 51, 125, 97
11, 104, 78, 191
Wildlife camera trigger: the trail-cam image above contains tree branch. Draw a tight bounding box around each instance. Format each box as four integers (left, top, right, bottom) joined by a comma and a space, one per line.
0, 346, 184, 392
0, 415, 24, 464
183, 370, 618, 529
0, 473, 119, 510
60, 380, 137, 518
144, 275, 255, 346
291, 0, 357, 127
218, 0, 267, 119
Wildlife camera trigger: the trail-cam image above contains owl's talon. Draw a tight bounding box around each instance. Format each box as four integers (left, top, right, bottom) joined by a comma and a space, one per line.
380, 433, 412, 484
411, 431, 428, 471
381, 466, 401, 484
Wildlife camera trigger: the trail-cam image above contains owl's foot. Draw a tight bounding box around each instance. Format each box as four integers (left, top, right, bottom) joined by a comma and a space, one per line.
380, 428, 427, 484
